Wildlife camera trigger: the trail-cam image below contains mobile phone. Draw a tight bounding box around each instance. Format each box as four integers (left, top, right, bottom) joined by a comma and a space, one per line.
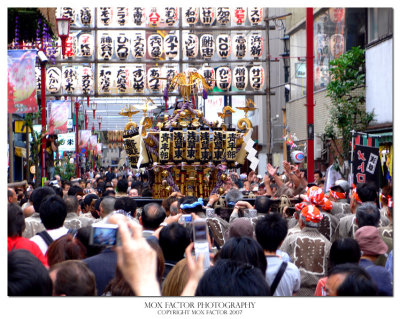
179, 214, 192, 224
89, 224, 119, 246
193, 219, 210, 271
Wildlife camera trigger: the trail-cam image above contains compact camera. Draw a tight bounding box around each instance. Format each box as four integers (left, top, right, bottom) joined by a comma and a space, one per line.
89, 224, 119, 246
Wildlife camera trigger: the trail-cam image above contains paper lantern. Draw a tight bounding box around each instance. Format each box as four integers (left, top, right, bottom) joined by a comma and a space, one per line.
98, 32, 114, 60
216, 34, 231, 59
60, 7, 76, 24
183, 33, 198, 58
46, 67, 62, 93
200, 7, 215, 25
184, 7, 199, 25
78, 33, 94, 57
233, 7, 247, 25
79, 66, 94, 95
162, 65, 178, 90
329, 8, 345, 23
248, 7, 263, 25
233, 34, 247, 59
202, 66, 215, 90
216, 7, 230, 25
35, 67, 41, 91
216, 66, 231, 91
249, 33, 263, 58
99, 7, 113, 26
116, 7, 129, 26
79, 7, 92, 26
330, 34, 344, 59
132, 7, 146, 26
148, 7, 161, 27
65, 34, 77, 58
116, 66, 130, 93
62, 66, 78, 93
291, 150, 305, 163
200, 34, 215, 59
164, 34, 179, 59
232, 65, 248, 90
116, 33, 130, 60
164, 7, 178, 26
98, 66, 114, 93
147, 67, 162, 92
132, 64, 146, 93
249, 65, 264, 90
132, 32, 146, 59
148, 34, 163, 59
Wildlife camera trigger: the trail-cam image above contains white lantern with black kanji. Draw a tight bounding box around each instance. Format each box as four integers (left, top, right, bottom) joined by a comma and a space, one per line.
147, 67, 162, 92
200, 7, 215, 25
98, 33, 113, 60
164, 34, 179, 59
98, 7, 113, 26
35, 67, 41, 91
148, 34, 163, 59
216, 66, 231, 91
132, 64, 146, 93
233, 7, 247, 25
201, 66, 215, 90
249, 65, 264, 90
65, 34, 77, 58
249, 33, 263, 58
184, 7, 199, 25
79, 7, 92, 26
216, 34, 231, 59
60, 7, 76, 24
79, 66, 94, 95
162, 65, 178, 90
46, 67, 62, 93
216, 7, 230, 25
116, 66, 130, 93
78, 33, 94, 57
116, 33, 130, 60
248, 7, 263, 25
62, 66, 78, 93
233, 34, 247, 59
183, 33, 198, 59
148, 7, 161, 27
132, 32, 146, 59
132, 7, 146, 26
164, 7, 178, 26
116, 7, 129, 26
232, 65, 248, 90
98, 66, 114, 94
200, 34, 215, 59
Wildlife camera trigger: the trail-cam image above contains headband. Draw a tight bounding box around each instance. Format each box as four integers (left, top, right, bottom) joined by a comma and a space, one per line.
180, 198, 204, 210
301, 204, 323, 223
329, 189, 347, 200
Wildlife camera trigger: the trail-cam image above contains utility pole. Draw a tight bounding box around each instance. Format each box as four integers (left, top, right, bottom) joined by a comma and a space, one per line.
265, 8, 272, 164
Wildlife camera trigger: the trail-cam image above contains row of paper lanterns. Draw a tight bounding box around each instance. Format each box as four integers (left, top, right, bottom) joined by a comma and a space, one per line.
59, 7, 264, 27
46, 32, 264, 61
37, 64, 265, 94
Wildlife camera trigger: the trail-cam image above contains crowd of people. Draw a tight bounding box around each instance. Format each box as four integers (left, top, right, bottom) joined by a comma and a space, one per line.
7, 161, 393, 296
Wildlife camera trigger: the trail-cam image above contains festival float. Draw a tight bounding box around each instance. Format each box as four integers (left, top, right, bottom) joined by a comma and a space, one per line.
121, 69, 259, 199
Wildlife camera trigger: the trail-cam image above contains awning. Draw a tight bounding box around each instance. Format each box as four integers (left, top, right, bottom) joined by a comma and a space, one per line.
377, 132, 393, 144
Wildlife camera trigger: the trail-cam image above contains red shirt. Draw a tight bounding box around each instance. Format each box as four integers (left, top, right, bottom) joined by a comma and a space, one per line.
8, 236, 48, 267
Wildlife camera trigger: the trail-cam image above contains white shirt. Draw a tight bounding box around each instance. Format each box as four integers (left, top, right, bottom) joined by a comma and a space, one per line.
265, 256, 301, 296
30, 226, 69, 255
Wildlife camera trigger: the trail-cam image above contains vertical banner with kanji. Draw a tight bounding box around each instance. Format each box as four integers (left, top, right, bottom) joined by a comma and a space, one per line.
48, 100, 70, 134
89, 135, 98, 150
8, 50, 38, 113
79, 130, 92, 152
353, 145, 382, 185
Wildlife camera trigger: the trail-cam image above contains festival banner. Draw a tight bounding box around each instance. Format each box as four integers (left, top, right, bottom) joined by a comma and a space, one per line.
79, 130, 92, 151
89, 135, 98, 150
47, 100, 70, 134
353, 144, 382, 185
8, 50, 38, 113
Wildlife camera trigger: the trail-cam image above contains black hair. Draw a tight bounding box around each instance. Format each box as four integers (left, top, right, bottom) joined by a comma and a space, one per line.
31, 186, 56, 212
50, 260, 97, 296
255, 213, 288, 252
180, 196, 204, 214
329, 238, 361, 270
356, 202, 381, 228
314, 170, 322, 178
39, 195, 67, 230
8, 249, 52, 296
75, 226, 104, 257
195, 259, 270, 296
159, 222, 190, 261
114, 196, 137, 218
50, 185, 64, 198
328, 263, 377, 296
83, 193, 99, 207
356, 182, 378, 203
218, 237, 267, 275
142, 203, 166, 230
68, 185, 84, 197
102, 189, 116, 197
116, 178, 129, 193
254, 196, 272, 214
8, 203, 26, 237
225, 189, 243, 207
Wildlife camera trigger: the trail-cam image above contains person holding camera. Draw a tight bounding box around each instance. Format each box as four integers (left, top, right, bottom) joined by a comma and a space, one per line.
45, 134, 58, 181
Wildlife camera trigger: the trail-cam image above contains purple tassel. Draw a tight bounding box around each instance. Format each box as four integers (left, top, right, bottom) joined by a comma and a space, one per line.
163, 86, 169, 100
202, 88, 208, 99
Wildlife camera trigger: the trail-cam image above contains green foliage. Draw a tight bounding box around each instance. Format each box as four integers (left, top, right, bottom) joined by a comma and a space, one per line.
55, 156, 76, 181
325, 46, 375, 165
